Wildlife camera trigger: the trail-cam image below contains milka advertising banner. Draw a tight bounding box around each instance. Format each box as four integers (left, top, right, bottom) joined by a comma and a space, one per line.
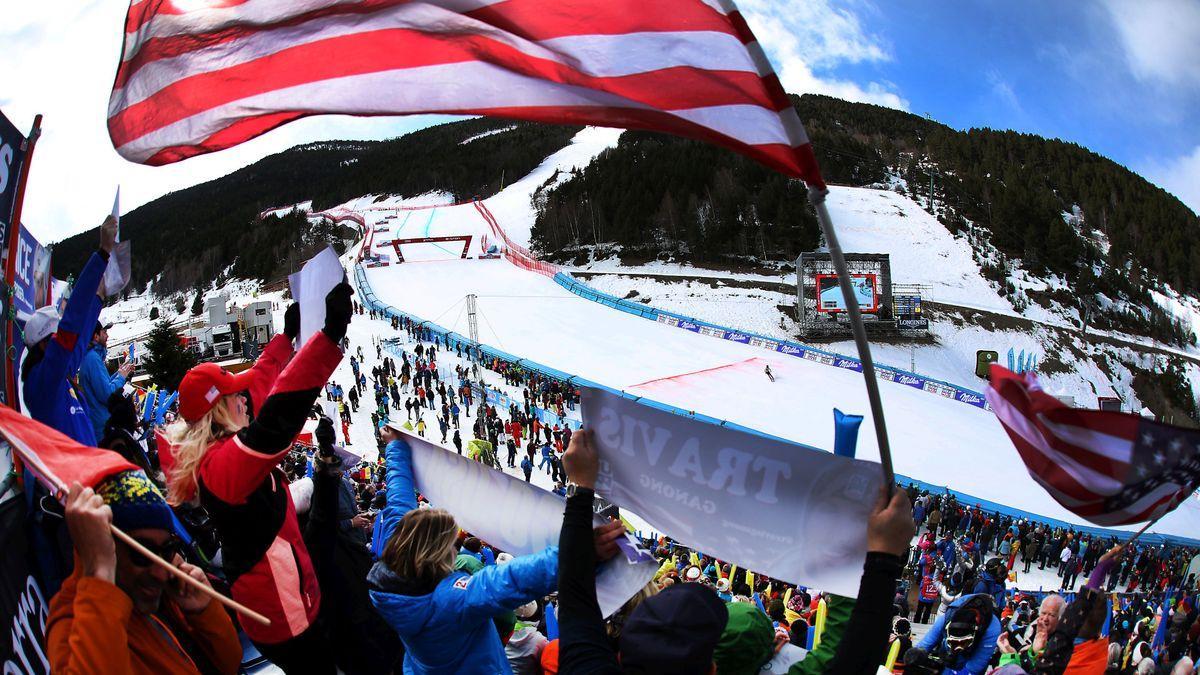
583, 387, 882, 597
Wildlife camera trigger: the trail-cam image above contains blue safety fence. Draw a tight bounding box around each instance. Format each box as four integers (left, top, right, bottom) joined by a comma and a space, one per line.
355, 264, 786, 444
551, 272, 992, 410
356, 264, 1200, 549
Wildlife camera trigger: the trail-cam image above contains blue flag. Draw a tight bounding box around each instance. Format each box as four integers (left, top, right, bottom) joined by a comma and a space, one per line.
1151, 591, 1172, 651
155, 391, 178, 426
544, 600, 559, 640
832, 408, 863, 458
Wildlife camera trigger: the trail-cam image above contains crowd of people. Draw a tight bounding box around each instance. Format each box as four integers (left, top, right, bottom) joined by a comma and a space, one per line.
10, 217, 1200, 674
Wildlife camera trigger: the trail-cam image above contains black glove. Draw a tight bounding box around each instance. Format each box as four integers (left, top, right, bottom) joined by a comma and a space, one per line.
314, 413, 338, 449
284, 303, 300, 340
322, 281, 354, 343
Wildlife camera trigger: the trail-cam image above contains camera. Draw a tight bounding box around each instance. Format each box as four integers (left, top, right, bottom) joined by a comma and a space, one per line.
902, 647, 945, 675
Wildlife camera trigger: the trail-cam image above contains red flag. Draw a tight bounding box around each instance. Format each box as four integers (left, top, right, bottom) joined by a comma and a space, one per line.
986, 365, 1200, 526
107, 0, 824, 187
0, 405, 138, 494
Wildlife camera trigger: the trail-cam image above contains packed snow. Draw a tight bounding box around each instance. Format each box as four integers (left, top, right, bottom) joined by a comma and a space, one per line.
354, 207, 1200, 541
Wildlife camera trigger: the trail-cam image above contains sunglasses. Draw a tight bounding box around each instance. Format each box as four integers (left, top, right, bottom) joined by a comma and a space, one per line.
125, 537, 187, 568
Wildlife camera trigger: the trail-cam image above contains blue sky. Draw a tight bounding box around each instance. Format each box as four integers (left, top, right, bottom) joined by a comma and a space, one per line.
3, 0, 1198, 243
749, 0, 1200, 213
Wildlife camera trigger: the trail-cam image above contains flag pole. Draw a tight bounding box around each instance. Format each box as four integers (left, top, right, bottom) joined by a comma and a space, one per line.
109, 524, 272, 626
1123, 514, 1163, 547
808, 186, 894, 490
0, 415, 272, 627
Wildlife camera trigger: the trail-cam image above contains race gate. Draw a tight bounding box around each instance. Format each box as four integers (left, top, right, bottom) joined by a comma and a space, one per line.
386, 235, 473, 263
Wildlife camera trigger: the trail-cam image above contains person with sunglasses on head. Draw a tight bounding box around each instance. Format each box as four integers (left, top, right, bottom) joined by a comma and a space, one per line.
47, 472, 242, 674
162, 282, 353, 673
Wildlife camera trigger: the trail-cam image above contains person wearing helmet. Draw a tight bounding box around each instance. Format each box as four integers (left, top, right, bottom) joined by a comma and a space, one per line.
936, 571, 964, 619
911, 593, 1001, 674
972, 557, 1007, 612
161, 282, 353, 673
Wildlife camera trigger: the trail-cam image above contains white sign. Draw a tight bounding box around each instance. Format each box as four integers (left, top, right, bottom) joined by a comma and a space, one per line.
102, 186, 132, 296
288, 246, 344, 346
392, 427, 658, 616
582, 387, 882, 598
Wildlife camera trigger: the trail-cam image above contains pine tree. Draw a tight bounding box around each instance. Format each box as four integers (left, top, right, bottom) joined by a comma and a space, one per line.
142, 318, 197, 391
191, 292, 204, 316
149, 306, 159, 320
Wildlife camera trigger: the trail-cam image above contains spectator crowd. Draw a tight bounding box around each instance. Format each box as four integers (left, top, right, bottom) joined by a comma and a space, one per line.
9, 217, 1200, 674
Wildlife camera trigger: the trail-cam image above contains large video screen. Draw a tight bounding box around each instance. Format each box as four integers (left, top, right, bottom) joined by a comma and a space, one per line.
815, 274, 879, 313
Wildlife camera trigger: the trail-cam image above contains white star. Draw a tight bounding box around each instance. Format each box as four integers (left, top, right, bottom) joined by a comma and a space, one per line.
1136, 464, 1149, 478
1154, 452, 1167, 466
1169, 438, 1184, 455
1141, 433, 1156, 447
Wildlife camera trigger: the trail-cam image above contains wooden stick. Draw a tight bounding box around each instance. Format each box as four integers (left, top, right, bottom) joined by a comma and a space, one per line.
110, 525, 272, 627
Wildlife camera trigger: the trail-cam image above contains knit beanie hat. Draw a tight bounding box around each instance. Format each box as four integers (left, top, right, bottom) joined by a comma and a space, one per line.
96, 471, 174, 532
619, 583, 727, 674
713, 602, 775, 675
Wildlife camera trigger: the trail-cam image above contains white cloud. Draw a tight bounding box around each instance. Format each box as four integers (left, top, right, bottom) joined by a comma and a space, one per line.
739, 0, 908, 110
2, 1, 438, 244
1144, 145, 1200, 215
1102, 0, 1200, 89
4, 0, 904, 244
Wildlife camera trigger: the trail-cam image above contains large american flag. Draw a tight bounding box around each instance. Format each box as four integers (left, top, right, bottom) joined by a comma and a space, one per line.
987, 365, 1200, 526
107, 0, 824, 187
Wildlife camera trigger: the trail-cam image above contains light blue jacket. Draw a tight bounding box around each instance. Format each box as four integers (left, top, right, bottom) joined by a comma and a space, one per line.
368, 439, 557, 674
78, 344, 126, 440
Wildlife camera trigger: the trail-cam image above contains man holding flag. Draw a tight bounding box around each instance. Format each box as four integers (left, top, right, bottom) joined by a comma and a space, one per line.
47, 474, 242, 674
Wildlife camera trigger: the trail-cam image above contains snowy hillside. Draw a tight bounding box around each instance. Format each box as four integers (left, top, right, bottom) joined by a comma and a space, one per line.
571, 185, 1200, 421
96, 126, 1200, 543
347, 186, 1200, 541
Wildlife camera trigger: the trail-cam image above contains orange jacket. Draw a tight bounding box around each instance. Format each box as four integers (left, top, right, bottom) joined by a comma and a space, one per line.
47, 569, 242, 674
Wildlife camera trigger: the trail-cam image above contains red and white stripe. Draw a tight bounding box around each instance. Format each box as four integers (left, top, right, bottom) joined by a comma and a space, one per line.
986, 366, 1183, 526
108, 0, 824, 186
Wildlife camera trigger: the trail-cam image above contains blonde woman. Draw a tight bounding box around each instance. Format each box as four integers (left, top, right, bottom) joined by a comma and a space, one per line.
368, 427, 623, 674
165, 283, 352, 673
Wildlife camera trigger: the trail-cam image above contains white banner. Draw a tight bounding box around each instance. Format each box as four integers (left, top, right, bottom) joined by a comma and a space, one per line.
393, 427, 658, 616
103, 186, 131, 296
288, 245, 343, 346
582, 387, 882, 597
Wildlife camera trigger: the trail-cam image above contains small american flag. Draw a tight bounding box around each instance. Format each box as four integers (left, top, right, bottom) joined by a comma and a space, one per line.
107, 0, 825, 188
986, 365, 1200, 526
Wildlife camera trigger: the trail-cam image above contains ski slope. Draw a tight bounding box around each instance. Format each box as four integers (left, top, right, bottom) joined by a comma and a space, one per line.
357, 200, 1200, 541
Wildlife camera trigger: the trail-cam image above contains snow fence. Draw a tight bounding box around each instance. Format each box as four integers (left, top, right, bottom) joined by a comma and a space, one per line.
549, 272, 993, 412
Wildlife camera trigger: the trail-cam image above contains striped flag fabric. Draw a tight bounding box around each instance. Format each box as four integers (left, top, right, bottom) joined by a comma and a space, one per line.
0, 404, 138, 495
107, 0, 824, 187
986, 365, 1200, 526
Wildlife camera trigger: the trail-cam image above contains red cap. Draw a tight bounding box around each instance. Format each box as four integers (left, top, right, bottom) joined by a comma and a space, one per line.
178, 363, 256, 423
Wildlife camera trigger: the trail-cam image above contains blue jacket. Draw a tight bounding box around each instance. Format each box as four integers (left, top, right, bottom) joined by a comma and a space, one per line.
368, 439, 558, 674
915, 594, 1001, 674
972, 571, 1006, 609
23, 252, 107, 446
78, 344, 126, 440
